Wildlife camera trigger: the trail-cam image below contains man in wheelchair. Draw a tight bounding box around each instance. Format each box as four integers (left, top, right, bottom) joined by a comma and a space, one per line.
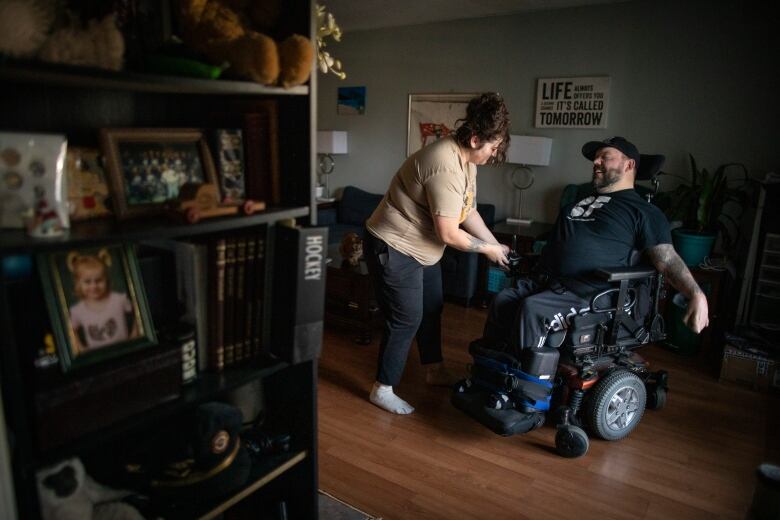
452, 136, 709, 457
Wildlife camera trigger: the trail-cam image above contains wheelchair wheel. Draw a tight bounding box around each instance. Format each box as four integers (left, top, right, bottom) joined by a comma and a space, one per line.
647, 386, 667, 410
584, 370, 646, 441
555, 425, 589, 458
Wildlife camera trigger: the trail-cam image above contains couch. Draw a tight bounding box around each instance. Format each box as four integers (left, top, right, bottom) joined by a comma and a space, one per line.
319, 185, 495, 307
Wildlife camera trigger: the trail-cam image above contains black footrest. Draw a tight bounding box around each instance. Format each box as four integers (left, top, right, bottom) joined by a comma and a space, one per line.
451, 386, 544, 436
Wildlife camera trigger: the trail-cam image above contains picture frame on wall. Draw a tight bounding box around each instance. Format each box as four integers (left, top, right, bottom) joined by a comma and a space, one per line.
407, 93, 477, 157
37, 244, 158, 372
100, 128, 218, 220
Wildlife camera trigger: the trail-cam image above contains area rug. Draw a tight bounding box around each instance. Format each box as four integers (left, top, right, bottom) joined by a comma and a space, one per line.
319, 490, 381, 520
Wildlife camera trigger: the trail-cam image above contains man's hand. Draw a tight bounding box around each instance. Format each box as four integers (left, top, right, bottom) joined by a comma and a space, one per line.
647, 243, 710, 334
683, 292, 709, 333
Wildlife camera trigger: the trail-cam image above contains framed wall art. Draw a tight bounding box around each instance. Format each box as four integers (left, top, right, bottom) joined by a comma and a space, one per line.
66, 147, 112, 221
407, 93, 477, 156
37, 244, 157, 372
100, 128, 218, 219
534, 76, 611, 129
337, 86, 366, 115
0, 132, 69, 235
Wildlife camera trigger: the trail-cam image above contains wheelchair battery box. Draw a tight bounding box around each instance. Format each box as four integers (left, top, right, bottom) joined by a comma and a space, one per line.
520, 347, 560, 380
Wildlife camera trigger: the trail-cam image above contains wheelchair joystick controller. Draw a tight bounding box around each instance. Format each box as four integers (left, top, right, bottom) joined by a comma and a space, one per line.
506, 250, 523, 281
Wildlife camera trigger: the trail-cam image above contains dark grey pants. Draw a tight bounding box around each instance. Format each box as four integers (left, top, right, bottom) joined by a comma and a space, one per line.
484, 277, 590, 352
364, 231, 443, 386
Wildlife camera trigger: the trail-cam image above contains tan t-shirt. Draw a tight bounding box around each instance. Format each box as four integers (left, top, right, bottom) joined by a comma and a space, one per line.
366, 136, 476, 265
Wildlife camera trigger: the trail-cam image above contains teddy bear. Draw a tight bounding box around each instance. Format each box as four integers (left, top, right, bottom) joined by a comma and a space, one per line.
339, 232, 363, 268
36, 457, 143, 520
176, 0, 314, 88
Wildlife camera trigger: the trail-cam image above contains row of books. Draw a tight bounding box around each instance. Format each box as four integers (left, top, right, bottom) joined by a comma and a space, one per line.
145, 227, 267, 373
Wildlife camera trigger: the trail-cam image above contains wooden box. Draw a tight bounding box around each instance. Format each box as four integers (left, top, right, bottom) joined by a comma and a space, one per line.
34, 345, 182, 451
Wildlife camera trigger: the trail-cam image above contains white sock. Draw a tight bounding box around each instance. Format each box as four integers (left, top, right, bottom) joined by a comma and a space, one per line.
369, 382, 414, 414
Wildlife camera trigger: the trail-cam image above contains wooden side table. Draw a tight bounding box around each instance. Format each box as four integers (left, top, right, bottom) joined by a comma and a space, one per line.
324, 246, 380, 344
492, 220, 554, 254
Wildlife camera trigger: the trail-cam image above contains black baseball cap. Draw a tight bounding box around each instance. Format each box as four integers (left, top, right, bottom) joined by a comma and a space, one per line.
582, 136, 640, 167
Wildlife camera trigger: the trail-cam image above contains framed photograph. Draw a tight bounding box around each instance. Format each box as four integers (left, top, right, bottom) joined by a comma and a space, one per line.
0, 132, 69, 234
66, 147, 112, 221
338, 86, 366, 115
212, 128, 245, 203
37, 244, 158, 372
407, 93, 477, 157
100, 128, 218, 219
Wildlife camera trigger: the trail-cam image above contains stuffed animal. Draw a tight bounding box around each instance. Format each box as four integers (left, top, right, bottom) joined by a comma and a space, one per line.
176, 0, 314, 87
36, 457, 143, 520
0, 0, 55, 58
38, 13, 125, 71
339, 232, 363, 267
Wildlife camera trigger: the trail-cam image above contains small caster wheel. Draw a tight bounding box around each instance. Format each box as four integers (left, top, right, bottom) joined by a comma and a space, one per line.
555, 425, 589, 458
647, 386, 667, 410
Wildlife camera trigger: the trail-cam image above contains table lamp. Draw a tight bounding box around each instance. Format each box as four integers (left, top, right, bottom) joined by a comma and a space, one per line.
316, 130, 348, 201
505, 135, 552, 225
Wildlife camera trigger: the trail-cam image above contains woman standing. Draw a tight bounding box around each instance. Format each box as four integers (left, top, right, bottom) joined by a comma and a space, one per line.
364, 92, 511, 414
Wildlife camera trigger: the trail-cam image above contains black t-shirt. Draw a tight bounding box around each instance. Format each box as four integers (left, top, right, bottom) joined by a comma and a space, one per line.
538, 188, 671, 295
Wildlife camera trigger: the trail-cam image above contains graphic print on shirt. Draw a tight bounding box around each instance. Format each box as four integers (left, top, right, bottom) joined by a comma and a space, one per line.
568, 195, 612, 221
87, 317, 119, 344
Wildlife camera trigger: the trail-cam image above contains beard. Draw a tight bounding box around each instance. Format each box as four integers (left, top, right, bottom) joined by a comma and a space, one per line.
592, 166, 622, 192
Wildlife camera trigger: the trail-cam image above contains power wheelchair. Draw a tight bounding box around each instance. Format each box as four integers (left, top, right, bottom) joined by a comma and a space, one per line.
452, 154, 670, 458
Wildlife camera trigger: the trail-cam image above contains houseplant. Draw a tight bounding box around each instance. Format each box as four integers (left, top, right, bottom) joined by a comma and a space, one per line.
659, 154, 751, 265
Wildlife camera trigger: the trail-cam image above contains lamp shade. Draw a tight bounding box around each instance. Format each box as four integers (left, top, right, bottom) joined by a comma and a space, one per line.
506, 135, 552, 166
317, 130, 348, 154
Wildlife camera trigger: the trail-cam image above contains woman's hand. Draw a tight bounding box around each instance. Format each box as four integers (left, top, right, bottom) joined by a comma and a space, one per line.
484, 243, 509, 268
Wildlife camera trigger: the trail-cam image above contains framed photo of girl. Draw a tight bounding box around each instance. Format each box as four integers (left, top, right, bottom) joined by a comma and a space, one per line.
37, 244, 157, 372
100, 128, 218, 220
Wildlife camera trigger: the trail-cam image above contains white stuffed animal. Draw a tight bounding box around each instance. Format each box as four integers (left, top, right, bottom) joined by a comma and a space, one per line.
36, 458, 143, 520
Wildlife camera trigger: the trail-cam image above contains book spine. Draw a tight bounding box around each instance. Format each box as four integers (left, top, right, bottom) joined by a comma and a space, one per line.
223, 237, 237, 367
270, 225, 328, 363
253, 228, 267, 357
208, 238, 227, 372
243, 233, 257, 360
234, 236, 247, 363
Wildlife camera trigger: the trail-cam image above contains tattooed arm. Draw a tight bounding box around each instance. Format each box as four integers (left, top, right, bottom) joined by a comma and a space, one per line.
646, 243, 709, 333
433, 213, 509, 267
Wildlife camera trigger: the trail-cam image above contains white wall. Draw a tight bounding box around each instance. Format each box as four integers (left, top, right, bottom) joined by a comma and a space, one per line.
317, 0, 778, 223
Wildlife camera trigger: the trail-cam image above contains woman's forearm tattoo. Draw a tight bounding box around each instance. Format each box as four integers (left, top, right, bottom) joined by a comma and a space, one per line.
467, 236, 487, 252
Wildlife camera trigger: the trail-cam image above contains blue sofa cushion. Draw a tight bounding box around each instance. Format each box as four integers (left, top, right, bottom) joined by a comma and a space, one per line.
338, 186, 384, 227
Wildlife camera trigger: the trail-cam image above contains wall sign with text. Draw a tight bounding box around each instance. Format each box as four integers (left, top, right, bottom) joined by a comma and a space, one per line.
535, 76, 610, 129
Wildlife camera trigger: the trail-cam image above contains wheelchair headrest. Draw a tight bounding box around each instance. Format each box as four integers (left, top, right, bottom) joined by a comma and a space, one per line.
636, 154, 665, 181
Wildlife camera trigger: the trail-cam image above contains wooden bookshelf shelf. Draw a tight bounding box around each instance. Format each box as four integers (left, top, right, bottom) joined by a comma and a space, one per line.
193, 450, 308, 520
0, 61, 309, 97
0, 206, 310, 255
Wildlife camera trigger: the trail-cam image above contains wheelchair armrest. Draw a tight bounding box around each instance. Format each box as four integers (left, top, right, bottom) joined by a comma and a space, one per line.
595, 265, 656, 282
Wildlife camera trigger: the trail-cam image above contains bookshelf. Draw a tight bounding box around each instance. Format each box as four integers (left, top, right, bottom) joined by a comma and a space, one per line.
0, 1, 322, 518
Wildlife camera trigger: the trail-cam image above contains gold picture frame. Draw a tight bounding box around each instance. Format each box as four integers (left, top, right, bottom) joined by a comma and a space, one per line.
100, 128, 218, 220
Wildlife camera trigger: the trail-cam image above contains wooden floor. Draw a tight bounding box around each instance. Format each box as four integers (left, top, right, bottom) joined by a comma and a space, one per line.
317, 303, 779, 520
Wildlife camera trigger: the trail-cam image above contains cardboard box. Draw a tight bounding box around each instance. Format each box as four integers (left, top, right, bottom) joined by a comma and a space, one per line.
719, 343, 779, 392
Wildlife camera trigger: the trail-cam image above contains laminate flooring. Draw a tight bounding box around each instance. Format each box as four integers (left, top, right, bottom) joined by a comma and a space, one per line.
318, 303, 779, 520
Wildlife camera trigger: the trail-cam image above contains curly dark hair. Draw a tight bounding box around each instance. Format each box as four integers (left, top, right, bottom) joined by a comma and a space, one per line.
454, 92, 510, 164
